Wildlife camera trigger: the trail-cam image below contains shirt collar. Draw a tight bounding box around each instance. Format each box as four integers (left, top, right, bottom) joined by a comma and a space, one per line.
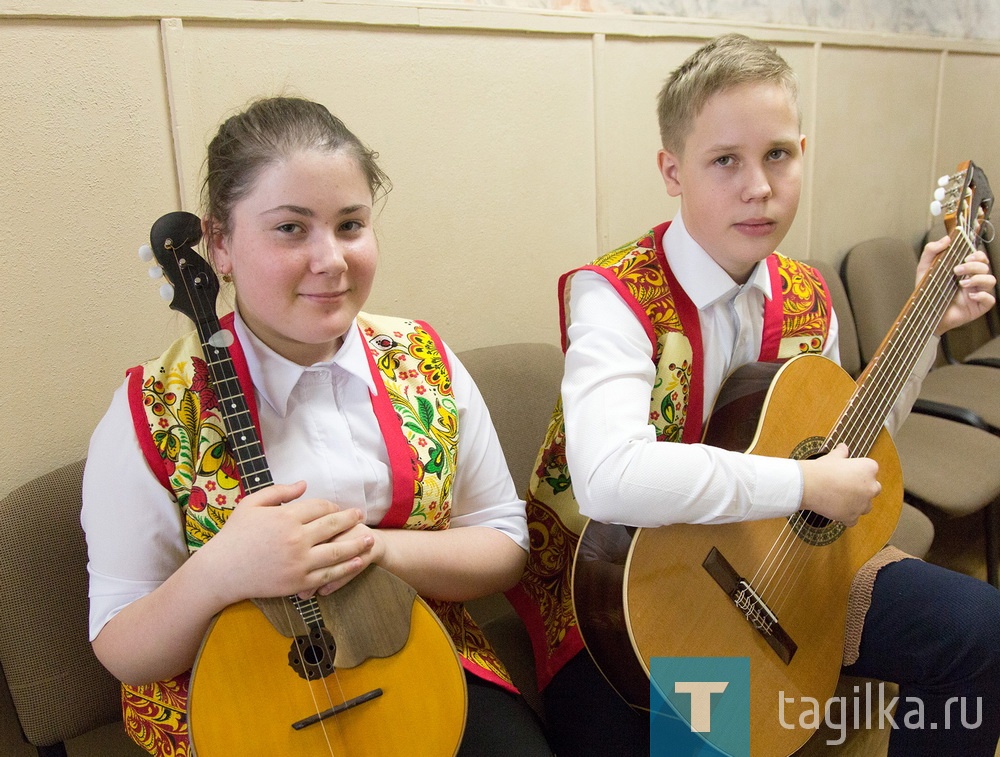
232, 310, 379, 418
663, 211, 773, 311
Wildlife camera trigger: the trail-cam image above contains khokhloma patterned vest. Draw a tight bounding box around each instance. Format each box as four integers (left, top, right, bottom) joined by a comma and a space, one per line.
504, 222, 832, 690
121, 311, 514, 756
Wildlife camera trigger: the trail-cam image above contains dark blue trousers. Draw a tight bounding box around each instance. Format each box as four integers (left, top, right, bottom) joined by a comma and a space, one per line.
842, 558, 1000, 756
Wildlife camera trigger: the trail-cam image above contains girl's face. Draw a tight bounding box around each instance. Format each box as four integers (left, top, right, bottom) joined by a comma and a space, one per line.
211, 148, 378, 365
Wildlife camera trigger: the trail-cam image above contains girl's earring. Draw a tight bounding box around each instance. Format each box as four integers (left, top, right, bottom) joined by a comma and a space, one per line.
221, 273, 233, 283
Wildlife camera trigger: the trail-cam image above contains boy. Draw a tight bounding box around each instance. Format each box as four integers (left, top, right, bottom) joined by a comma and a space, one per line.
506, 33, 1000, 756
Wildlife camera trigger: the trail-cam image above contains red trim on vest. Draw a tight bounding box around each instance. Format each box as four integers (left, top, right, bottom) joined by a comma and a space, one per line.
360, 327, 417, 529
557, 266, 659, 356
460, 658, 520, 693
505, 583, 584, 690
759, 255, 785, 361
126, 366, 173, 493
813, 266, 834, 344
652, 223, 706, 444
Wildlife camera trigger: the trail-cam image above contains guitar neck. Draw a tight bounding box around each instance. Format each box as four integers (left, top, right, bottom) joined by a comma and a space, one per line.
831, 229, 975, 457
193, 316, 274, 494
193, 315, 334, 628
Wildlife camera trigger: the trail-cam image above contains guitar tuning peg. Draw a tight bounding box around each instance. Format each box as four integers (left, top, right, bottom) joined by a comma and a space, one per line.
159, 283, 174, 301
138, 244, 154, 263
930, 200, 943, 217
938, 175, 950, 187
147, 266, 163, 279
933, 187, 946, 202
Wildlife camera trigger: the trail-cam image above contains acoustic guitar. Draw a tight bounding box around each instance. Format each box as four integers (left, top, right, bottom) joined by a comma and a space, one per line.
143, 211, 467, 756
571, 161, 993, 755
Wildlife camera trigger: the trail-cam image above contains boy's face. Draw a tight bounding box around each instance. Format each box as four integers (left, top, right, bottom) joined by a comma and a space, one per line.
657, 82, 805, 284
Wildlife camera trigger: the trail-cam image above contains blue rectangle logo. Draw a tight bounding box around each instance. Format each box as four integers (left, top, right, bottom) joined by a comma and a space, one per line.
650, 657, 750, 757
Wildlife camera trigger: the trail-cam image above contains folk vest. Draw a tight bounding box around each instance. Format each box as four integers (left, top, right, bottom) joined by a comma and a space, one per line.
505, 222, 832, 689
121, 311, 514, 756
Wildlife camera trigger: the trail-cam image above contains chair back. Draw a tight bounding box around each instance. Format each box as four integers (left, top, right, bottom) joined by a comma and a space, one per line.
0, 460, 123, 749
841, 237, 920, 365
457, 342, 563, 496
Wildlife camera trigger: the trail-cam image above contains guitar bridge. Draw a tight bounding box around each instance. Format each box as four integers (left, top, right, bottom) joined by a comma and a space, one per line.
703, 547, 797, 665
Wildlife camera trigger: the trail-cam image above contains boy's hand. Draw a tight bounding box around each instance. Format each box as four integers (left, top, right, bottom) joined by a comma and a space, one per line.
919, 235, 997, 335
797, 443, 880, 526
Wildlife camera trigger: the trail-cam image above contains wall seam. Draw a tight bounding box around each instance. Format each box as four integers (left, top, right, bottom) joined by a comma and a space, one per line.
592, 32, 607, 256
160, 17, 195, 211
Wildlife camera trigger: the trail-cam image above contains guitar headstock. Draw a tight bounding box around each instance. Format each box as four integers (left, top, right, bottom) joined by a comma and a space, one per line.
931, 160, 994, 249
139, 211, 219, 323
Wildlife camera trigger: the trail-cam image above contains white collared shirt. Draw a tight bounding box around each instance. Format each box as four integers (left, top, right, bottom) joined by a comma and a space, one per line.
561, 212, 932, 528
82, 312, 528, 640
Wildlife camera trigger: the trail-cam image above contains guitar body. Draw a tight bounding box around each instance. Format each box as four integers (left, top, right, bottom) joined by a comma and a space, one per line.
573, 354, 903, 756
189, 567, 467, 757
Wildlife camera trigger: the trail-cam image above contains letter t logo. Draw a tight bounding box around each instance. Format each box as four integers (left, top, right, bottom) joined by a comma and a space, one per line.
674, 681, 729, 732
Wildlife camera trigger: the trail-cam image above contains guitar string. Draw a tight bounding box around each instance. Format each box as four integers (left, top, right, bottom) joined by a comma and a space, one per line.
764, 222, 974, 613
165, 238, 344, 754
742, 185, 978, 616
775, 215, 975, 613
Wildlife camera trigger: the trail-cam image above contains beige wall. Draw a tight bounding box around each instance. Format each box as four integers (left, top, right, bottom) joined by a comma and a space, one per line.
3, 2, 1000, 498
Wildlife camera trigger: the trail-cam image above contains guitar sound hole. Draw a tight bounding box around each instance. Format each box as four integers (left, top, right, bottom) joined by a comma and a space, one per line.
302, 644, 326, 666
288, 627, 338, 681
789, 439, 845, 545
800, 509, 831, 529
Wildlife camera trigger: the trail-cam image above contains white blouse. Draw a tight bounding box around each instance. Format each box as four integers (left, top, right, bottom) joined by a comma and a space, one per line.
561, 212, 936, 528
82, 312, 528, 641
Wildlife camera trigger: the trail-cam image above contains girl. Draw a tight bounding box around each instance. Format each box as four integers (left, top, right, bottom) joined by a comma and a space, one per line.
82, 96, 552, 757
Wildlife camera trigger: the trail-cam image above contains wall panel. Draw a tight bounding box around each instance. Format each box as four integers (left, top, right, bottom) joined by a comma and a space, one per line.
0, 19, 181, 495
811, 45, 941, 258
936, 52, 1000, 210
180, 22, 596, 349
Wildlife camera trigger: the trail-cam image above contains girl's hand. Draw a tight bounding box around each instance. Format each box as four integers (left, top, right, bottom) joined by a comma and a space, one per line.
201, 481, 375, 604
314, 522, 385, 597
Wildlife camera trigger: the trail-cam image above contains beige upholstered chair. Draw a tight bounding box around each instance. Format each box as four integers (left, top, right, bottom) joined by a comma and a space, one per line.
0, 460, 144, 757
460, 342, 564, 720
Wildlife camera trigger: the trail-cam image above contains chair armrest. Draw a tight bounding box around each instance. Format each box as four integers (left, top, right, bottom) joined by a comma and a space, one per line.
910, 398, 997, 434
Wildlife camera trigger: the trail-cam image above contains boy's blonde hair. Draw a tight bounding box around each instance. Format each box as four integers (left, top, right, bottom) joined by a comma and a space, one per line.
657, 33, 799, 154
